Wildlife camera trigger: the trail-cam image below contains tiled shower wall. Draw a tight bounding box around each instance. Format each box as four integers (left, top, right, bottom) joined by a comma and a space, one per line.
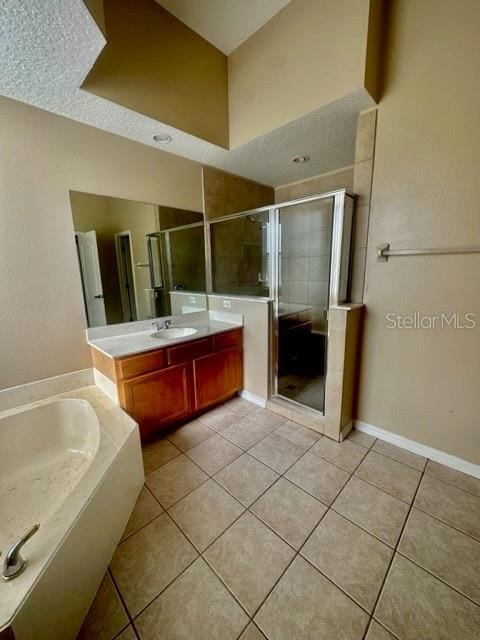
350, 108, 377, 303
274, 108, 378, 305
202, 166, 274, 220
280, 198, 334, 331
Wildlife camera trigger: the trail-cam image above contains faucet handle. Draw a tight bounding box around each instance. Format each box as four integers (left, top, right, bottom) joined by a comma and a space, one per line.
2, 523, 40, 581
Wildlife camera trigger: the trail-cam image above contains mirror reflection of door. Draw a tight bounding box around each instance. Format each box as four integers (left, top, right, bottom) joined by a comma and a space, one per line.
69, 191, 207, 327
75, 230, 107, 327
114, 232, 137, 322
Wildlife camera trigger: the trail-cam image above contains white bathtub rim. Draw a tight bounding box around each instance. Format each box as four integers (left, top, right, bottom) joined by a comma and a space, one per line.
0, 386, 140, 632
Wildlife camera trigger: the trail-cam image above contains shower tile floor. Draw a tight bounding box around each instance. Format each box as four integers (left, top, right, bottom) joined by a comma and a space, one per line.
277, 371, 325, 412
78, 398, 480, 640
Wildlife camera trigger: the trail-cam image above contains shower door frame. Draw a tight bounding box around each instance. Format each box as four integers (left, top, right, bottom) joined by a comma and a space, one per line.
205, 188, 355, 416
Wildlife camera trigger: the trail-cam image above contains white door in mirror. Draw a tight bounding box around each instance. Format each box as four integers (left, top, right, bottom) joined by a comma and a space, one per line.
76, 230, 107, 327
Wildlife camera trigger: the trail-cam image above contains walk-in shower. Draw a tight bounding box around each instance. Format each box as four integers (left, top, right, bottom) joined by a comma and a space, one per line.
208, 190, 354, 414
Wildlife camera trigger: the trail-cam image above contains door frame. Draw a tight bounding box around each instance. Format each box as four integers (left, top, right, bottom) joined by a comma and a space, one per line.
114, 231, 138, 322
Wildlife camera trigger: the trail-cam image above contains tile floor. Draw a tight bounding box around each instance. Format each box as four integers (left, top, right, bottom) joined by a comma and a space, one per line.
78, 398, 480, 640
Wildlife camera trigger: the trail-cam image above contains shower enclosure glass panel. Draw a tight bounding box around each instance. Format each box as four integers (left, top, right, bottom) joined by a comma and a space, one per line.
276, 198, 334, 412
210, 212, 270, 296
207, 190, 354, 416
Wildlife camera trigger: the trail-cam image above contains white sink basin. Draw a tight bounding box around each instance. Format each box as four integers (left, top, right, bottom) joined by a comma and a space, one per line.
151, 327, 198, 340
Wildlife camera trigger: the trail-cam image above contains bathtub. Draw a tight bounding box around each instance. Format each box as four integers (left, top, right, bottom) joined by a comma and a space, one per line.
0, 388, 144, 640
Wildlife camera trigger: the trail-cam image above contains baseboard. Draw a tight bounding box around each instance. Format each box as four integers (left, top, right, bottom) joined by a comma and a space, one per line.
355, 420, 480, 480
239, 390, 266, 408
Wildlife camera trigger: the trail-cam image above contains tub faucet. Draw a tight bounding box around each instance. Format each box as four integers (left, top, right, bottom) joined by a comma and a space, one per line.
2, 523, 40, 581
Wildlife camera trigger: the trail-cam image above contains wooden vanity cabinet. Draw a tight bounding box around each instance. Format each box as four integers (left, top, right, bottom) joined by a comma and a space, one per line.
93, 328, 243, 441
121, 363, 192, 439
193, 347, 242, 411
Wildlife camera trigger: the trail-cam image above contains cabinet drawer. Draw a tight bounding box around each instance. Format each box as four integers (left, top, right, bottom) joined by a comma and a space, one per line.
116, 348, 166, 380
212, 329, 242, 352
167, 338, 209, 365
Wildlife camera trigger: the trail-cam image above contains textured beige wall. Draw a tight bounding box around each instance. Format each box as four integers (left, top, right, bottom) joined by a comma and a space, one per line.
0, 97, 203, 390
358, 0, 480, 463
83, 0, 229, 147
228, 0, 372, 147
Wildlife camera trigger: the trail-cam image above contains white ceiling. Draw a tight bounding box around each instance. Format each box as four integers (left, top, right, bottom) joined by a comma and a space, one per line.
155, 0, 291, 54
0, 0, 374, 187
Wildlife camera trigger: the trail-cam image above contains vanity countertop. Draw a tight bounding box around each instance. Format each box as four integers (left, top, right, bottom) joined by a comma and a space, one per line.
87, 311, 243, 359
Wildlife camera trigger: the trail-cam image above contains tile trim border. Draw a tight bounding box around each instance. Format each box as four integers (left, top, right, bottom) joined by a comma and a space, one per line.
355, 420, 480, 480
0, 368, 94, 411
239, 390, 267, 408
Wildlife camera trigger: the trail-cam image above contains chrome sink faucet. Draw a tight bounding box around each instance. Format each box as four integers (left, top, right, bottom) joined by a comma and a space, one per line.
152, 318, 172, 331
2, 523, 40, 581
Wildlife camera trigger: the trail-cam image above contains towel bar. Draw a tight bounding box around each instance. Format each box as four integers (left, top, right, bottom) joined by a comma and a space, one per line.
376, 243, 480, 262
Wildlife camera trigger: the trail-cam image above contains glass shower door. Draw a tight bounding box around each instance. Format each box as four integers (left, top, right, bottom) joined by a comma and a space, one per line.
275, 197, 335, 412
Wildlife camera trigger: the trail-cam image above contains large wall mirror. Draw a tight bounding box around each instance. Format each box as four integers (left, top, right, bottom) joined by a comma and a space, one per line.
69, 191, 207, 328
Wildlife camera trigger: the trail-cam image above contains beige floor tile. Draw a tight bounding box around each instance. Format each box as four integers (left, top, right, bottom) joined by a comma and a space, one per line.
399, 508, 480, 603
285, 451, 349, 505
225, 396, 258, 416
365, 621, 396, 640
347, 429, 376, 449
425, 460, 480, 496
255, 556, 369, 640
310, 437, 367, 472
372, 440, 427, 471
214, 453, 279, 507
135, 558, 248, 640
168, 479, 244, 551
375, 555, 480, 640
121, 486, 163, 541
248, 433, 305, 473
166, 419, 215, 451
221, 416, 273, 450
415, 475, 480, 540
274, 420, 321, 449
240, 623, 267, 639
77, 573, 129, 640
204, 512, 295, 615
355, 451, 421, 503
333, 477, 409, 547
302, 510, 393, 612
110, 513, 197, 617
186, 434, 243, 475
251, 477, 327, 549
198, 405, 240, 431
115, 626, 137, 640
142, 437, 180, 474
249, 407, 287, 429
145, 454, 208, 509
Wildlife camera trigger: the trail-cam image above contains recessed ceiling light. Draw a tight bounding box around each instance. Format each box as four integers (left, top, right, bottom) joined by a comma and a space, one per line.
293, 155, 310, 163
152, 133, 172, 143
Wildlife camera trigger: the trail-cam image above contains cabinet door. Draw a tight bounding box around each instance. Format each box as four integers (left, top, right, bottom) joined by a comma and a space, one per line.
193, 347, 242, 411
121, 363, 191, 439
